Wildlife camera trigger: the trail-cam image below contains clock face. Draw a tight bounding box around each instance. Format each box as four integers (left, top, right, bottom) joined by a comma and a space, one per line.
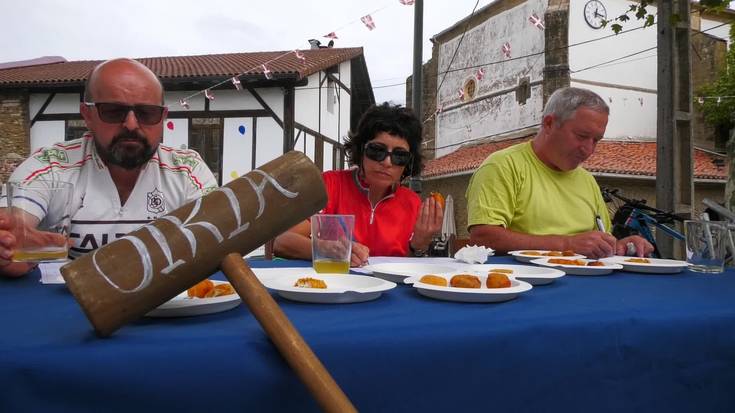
583, 0, 607, 29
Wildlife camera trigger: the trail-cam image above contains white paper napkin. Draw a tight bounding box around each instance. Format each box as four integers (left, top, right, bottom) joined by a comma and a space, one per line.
39, 262, 66, 284
454, 245, 494, 264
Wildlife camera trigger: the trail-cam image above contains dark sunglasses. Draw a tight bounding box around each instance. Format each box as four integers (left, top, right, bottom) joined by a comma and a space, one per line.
84, 102, 165, 125
364, 142, 412, 166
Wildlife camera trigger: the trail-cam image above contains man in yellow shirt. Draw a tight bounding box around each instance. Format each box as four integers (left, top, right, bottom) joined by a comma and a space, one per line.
466, 87, 652, 258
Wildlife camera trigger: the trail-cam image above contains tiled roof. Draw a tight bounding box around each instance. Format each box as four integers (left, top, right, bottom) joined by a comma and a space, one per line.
422, 137, 728, 181
0, 48, 364, 87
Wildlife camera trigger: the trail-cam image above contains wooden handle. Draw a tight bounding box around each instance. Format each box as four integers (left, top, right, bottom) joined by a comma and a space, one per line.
221, 253, 357, 413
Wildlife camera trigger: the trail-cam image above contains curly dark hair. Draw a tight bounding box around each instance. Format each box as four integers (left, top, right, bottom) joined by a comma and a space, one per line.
343, 102, 423, 180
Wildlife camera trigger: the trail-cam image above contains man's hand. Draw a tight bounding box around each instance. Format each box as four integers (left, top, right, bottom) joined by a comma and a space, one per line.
566, 231, 617, 259
350, 241, 370, 267
411, 197, 444, 251
0, 210, 17, 265
616, 235, 654, 257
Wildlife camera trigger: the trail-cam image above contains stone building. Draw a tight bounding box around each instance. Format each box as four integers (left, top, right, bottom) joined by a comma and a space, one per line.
0, 48, 375, 184
409, 0, 732, 239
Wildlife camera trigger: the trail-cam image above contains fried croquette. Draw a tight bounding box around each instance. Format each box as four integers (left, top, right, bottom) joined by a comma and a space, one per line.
486, 273, 511, 288
420, 274, 448, 287
450, 274, 481, 289
188, 279, 215, 298
204, 283, 236, 297
548, 258, 587, 266
586, 261, 606, 267
294, 277, 328, 289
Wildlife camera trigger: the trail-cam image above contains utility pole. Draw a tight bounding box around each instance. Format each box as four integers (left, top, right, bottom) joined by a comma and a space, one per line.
656, 0, 693, 258
411, 0, 424, 120
410, 0, 424, 193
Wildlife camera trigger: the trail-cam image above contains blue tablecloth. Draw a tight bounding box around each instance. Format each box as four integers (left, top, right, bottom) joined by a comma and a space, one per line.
2, 257, 735, 412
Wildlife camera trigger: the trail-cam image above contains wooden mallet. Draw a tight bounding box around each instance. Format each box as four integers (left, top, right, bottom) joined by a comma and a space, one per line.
62, 151, 356, 413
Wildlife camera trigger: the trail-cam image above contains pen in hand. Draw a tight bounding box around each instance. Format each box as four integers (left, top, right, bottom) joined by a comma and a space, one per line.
595, 215, 605, 232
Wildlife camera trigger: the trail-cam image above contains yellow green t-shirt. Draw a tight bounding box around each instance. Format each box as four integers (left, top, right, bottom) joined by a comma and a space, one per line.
466, 141, 611, 235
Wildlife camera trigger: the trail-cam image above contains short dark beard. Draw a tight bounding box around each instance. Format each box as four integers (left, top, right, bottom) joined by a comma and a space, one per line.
95, 130, 157, 170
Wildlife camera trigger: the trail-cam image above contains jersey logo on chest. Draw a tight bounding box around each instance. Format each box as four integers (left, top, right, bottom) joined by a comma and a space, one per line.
146, 188, 165, 213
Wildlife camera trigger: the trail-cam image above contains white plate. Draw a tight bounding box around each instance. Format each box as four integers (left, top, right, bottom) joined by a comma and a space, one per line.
146, 280, 241, 318
361, 262, 459, 283
404, 273, 532, 303
261, 274, 396, 304
530, 257, 622, 275
508, 250, 586, 263
600, 255, 688, 274
465, 264, 566, 285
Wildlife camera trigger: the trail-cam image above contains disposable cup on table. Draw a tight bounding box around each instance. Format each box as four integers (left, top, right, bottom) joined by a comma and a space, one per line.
311, 214, 354, 274
685, 219, 727, 274
4, 180, 73, 263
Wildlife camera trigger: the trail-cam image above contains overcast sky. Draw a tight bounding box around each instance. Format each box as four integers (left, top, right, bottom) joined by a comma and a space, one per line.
2, 0, 498, 105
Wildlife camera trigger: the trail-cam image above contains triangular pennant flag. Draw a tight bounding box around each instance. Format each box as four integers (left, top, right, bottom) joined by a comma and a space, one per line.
179, 98, 190, 109
204, 89, 215, 101
294, 50, 306, 64
399, 0, 415, 4
458, 89, 465, 101
231, 77, 243, 91
528, 13, 545, 30
262, 64, 273, 80
502, 42, 512, 58
475, 68, 485, 81
361, 15, 376, 30
324, 32, 338, 39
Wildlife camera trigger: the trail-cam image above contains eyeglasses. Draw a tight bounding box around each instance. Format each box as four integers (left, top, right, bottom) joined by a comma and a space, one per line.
364, 142, 412, 166
84, 102, 165, 125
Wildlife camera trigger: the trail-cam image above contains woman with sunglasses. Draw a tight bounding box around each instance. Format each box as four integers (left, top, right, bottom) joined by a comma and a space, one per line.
274, 103, 443, 266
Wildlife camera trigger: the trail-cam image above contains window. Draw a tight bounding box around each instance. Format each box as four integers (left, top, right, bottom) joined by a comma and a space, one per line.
189, 118, 223, 185
65, 119, 88, 141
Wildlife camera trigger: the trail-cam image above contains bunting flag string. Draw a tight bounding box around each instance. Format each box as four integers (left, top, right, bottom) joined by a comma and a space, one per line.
178, 98, 190, 110
361, 15, 376, 31
261, 64, 273, 80
475, 68, 485, 81
204, 89, 215, 101
502, 42, 512, 58
231, 77, 242, 91
528, 13, 545, 30
294, 50, 306, 64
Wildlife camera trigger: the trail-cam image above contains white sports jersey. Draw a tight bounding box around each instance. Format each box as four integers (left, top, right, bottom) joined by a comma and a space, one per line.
4, 133, 217, 259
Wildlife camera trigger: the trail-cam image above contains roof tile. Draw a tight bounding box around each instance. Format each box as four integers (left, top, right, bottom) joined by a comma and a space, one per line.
422, 137, 728, 181
0, 48, 363, 86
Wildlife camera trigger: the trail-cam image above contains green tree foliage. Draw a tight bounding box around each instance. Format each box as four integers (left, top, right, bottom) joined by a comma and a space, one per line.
697, 24, 735, 130
604, 0, 730, 34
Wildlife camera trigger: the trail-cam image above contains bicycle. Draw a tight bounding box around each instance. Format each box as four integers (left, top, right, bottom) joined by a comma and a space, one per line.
601, 187, 685, 258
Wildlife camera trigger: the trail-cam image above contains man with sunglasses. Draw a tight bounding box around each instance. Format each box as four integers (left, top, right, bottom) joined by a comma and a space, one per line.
274, 103, 443, 265
0, 58, 217, 277
466, 87, 652, 259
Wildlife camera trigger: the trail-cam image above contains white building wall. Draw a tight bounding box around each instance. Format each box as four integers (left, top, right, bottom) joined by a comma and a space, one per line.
295, 73, 321, 131
26, 75, 351, 177
435, 0, 547, 158
30, 121, 65, 151
338, 60, 352, 145
568, 0, 730, 140
222, 117, 253, 185
162, 118, 188, 149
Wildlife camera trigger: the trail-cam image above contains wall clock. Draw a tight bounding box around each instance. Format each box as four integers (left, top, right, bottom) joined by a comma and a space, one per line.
583, 0, 607, 29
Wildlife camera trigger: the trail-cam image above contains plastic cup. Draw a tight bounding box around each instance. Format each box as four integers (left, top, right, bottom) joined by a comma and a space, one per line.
685, 220, 727, 274
5, 180, 73, 263
311, 214, 354, 274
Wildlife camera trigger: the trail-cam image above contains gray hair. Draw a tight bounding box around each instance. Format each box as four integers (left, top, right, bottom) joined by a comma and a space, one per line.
542, 87, 609, 125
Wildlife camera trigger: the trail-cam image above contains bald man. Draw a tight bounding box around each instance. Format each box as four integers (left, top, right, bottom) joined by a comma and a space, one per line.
0, 58, 217, 277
